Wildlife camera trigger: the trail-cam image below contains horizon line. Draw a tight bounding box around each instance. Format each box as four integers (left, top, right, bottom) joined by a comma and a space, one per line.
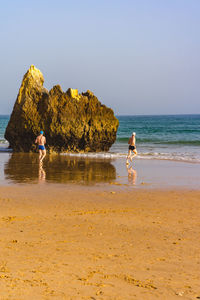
0, 113, 199, 117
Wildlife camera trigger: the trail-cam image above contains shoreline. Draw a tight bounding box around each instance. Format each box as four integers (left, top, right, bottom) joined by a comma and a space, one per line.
1, 144, 200, 164
0, 152, 199, 190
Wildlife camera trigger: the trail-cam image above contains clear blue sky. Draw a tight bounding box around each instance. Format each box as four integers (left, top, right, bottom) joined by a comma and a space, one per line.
0, 0, 200, 115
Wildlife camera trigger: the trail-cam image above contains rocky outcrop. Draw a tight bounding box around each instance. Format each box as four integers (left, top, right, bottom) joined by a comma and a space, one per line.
5, 65, 119, 152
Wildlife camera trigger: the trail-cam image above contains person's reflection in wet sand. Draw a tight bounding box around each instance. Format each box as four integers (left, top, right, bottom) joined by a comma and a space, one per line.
126, 165, 137, 185
39, 162, 46, 182
4, 153, 116, 184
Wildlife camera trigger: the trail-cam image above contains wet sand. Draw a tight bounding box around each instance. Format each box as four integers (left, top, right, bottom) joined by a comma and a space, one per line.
0, 185, 199, 299
1, 152, 200, 189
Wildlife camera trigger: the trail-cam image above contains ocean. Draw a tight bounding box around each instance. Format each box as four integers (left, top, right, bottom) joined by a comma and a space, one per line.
0, 114, 200, 163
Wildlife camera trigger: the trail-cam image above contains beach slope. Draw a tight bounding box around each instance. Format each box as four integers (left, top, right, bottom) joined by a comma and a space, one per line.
0, 186, 199, 299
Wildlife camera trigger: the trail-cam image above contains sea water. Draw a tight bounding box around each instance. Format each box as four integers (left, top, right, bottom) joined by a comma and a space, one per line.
0, 114, 200, 163
112, 115, 200, 163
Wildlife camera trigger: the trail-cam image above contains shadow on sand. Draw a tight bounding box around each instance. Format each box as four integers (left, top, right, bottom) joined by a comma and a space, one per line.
4, 153, 116, 185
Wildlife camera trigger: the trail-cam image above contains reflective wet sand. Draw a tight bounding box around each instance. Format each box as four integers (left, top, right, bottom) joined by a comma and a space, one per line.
1, 152, 200, 188
4, 153, 116, 185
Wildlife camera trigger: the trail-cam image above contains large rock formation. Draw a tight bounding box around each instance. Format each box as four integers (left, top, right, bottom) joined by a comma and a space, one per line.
5, 65, 119, 152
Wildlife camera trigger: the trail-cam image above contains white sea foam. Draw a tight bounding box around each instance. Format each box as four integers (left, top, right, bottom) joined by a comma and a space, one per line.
0, 139, 8, 144
61, 152, 125, 159
137, 152, 200, 163
0, 139, 11, 152
61, 151, 200, 163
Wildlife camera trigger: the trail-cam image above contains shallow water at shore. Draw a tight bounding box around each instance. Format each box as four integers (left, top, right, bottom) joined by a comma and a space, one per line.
0, 152, 199, 189
1, 114, 200, 163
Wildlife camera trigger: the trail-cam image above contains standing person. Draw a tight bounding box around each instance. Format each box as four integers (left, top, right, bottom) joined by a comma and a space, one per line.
126, 132, 137, 164
35, 131, 46, 162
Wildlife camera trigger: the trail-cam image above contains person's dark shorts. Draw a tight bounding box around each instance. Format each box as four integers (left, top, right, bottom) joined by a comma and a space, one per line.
129, 145, 136, 151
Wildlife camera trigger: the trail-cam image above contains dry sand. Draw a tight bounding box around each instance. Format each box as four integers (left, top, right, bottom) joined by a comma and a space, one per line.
0, 185, 199, 300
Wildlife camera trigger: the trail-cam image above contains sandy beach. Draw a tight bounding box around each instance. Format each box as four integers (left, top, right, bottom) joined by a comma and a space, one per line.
0, 185, 199, 300
1, 0, 200, 298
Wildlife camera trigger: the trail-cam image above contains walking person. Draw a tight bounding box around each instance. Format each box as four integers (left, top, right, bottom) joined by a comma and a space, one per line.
126, 132, 137, 165
35, 131, 46, 162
